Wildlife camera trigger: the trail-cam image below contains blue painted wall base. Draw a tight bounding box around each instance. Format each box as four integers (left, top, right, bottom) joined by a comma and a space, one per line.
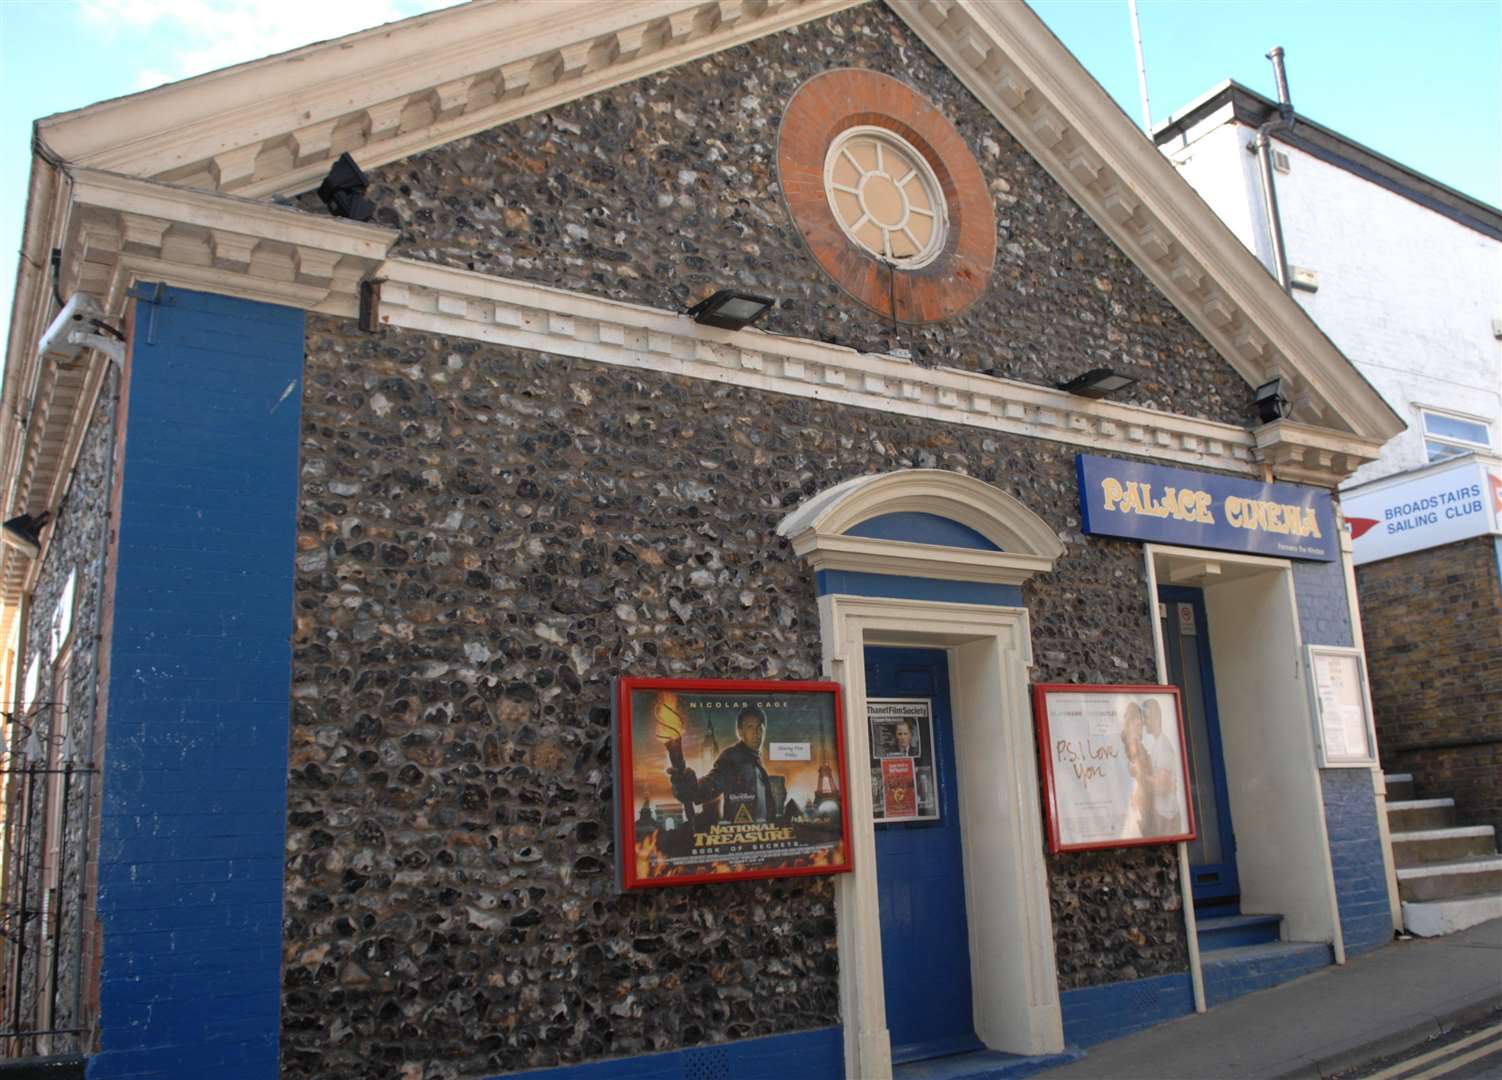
1059, 972, 1195, 1048
488, 1027, 842, 1080
1201, 942, 1333, 1007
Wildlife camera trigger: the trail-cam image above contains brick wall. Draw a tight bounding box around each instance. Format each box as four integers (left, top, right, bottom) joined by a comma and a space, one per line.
90, 286, 304, 1080
1357, 534, 1502, 833
1293, 556, 1354, 648
1296, 548, 1389, 953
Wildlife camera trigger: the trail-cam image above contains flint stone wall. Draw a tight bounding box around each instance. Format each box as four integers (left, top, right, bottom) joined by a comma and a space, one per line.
328, 2, 1255, 429
282, 317, 1189, 1078
12, 368, 116, 1055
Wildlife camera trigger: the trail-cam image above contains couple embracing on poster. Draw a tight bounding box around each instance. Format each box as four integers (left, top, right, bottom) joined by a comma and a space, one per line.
1120, 697, 1186, 838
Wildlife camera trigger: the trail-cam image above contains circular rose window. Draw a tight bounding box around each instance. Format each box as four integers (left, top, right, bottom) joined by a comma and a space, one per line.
825, 127, 948, 268
779, 69, 996, 323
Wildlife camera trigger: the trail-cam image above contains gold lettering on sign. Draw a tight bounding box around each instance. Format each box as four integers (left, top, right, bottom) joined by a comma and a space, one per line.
1100, 478, 1216, 524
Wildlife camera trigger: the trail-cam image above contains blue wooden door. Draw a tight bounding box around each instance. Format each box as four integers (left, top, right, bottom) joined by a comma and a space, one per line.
865, 646, 982, 1064
1157, 586, 1239, 906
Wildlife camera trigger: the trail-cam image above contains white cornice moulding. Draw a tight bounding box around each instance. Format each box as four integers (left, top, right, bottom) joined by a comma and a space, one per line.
39, 0, 862, 199
376, 258, 1267, 474
793, 536, 1058, 587
886, 0, 1405, 446
61, 169, 398, 318
1253, 419, 1387, 486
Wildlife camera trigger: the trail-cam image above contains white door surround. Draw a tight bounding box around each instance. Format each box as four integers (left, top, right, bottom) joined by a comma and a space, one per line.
779, 470, 1067, 1080
1144, 545, 1346, 964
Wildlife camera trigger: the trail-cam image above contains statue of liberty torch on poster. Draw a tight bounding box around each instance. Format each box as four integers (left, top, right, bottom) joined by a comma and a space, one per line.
622, 682, 849, 886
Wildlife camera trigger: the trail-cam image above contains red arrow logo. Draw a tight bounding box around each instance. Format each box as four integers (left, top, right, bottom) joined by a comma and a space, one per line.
1490, 472, 1502, 513
1346, 516, 1380, 540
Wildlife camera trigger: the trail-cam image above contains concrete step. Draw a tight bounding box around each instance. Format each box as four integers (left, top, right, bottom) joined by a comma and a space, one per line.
1390, 825, 1497, 867
1384, 772, 1415, 801
1196, 912, 1282, 952
1401, 893, 1502, 937
1387, 797, 1456, 832
1395, 855, 1502, 903
1200, 940, 1334, 1008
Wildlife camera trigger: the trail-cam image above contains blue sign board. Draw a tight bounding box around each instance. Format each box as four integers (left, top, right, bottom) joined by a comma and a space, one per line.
1076, 454, 1337, 561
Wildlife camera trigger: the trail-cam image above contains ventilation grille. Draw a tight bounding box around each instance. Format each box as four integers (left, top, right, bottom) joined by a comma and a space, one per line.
682, 1045, 731, 1080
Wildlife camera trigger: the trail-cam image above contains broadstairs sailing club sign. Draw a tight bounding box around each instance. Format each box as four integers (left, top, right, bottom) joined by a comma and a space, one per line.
1076, 454, 1337, 561
1341, 455, 1501, 566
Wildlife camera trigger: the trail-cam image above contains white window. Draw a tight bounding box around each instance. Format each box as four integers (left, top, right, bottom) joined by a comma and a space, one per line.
824, 126, 948, 268
1418, 407, 1492, 462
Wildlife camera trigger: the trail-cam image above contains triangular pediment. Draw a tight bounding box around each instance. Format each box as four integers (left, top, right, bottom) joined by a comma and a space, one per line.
30, 0, 1400, 449
4, 0, 1404, 624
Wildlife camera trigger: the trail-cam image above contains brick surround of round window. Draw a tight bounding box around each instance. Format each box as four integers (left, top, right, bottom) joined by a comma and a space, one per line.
778, 68, 996, 324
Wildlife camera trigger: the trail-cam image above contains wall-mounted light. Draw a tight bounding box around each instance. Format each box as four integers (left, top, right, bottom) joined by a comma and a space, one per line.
686, 290, 775, 331
1057, 368, 1137, 399
1, 512, 51, 560
317, 153, 375, 223
1254, 377, 1290, 424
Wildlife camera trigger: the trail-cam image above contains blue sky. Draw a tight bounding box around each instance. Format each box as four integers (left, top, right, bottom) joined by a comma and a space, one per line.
2, 0, 1498, 337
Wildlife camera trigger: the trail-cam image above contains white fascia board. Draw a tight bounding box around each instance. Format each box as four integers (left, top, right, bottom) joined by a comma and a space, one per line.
38, 0, 863, 197
68, 169, 398, 260
792, 534, 1058, 586
39, 1, 676, 169
378, 257, 1275, 476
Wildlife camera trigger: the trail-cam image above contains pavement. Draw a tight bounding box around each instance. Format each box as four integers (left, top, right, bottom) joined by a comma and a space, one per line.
1039, 917, 1502, 1079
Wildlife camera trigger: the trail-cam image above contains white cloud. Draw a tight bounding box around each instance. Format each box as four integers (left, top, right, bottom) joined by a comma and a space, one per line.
77, 0, 457, 89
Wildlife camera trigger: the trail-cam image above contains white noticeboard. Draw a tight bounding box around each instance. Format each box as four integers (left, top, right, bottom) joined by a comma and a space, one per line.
1306, 646, 1377, 767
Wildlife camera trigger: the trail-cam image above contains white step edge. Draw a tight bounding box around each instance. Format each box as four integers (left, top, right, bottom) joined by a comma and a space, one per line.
1390, 825, 1496, 843
1402, 895, 1502, 937
1387, 798, 1456, 811
1384, 772, 1414, 783
1396, 856, 1502, 880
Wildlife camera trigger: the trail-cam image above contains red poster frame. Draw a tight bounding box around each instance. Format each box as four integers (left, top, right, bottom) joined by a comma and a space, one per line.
1032, 682, 1197, 854
615, 676, 854, 889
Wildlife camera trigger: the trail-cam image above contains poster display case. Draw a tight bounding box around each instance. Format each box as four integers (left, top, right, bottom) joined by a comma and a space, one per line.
614, 677, 853, 889
1305, 646, 1379, 767
1033, 683, 1197, 853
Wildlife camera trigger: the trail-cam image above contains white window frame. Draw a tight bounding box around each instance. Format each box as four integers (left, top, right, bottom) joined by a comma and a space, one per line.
1416, 404, 1493, 463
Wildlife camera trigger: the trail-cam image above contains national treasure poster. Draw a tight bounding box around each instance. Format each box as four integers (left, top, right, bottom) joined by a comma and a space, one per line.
615, 678, 853, 889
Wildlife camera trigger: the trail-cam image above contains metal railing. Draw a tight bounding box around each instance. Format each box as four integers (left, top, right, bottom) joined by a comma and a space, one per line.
0, 706, 97, 1061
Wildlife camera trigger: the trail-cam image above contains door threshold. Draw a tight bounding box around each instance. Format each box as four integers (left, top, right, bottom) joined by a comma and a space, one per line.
892, 1047, 1084, 1080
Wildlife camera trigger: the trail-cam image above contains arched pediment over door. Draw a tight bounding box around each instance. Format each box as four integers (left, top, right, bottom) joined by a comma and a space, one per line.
777, 468, 1066, 589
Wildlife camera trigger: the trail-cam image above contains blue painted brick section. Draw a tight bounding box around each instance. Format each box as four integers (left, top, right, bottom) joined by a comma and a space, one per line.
90, 286, 303, 1080
1202, 944, 1333, 1007
1059, 972, 1195, 1048
487, 1026, 843, 1080
1321, 768, 1394, 955
1293, 558, 1354, 648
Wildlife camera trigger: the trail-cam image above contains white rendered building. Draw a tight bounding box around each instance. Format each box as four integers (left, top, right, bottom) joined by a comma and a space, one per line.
1154, 80, 1501, 487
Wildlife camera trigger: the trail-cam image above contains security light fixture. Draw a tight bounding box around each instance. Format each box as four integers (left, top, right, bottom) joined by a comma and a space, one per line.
686, 290, 775, 331
1, 512, 51, 560
317, 153, 375, 223
1057, 368, 1137, 399
1254, 377, 1290, 424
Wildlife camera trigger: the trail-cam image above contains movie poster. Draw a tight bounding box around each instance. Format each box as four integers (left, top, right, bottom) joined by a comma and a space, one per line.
615, 678, 853, 889
868, 698, 940, 823
1032, 683, 1196, 852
